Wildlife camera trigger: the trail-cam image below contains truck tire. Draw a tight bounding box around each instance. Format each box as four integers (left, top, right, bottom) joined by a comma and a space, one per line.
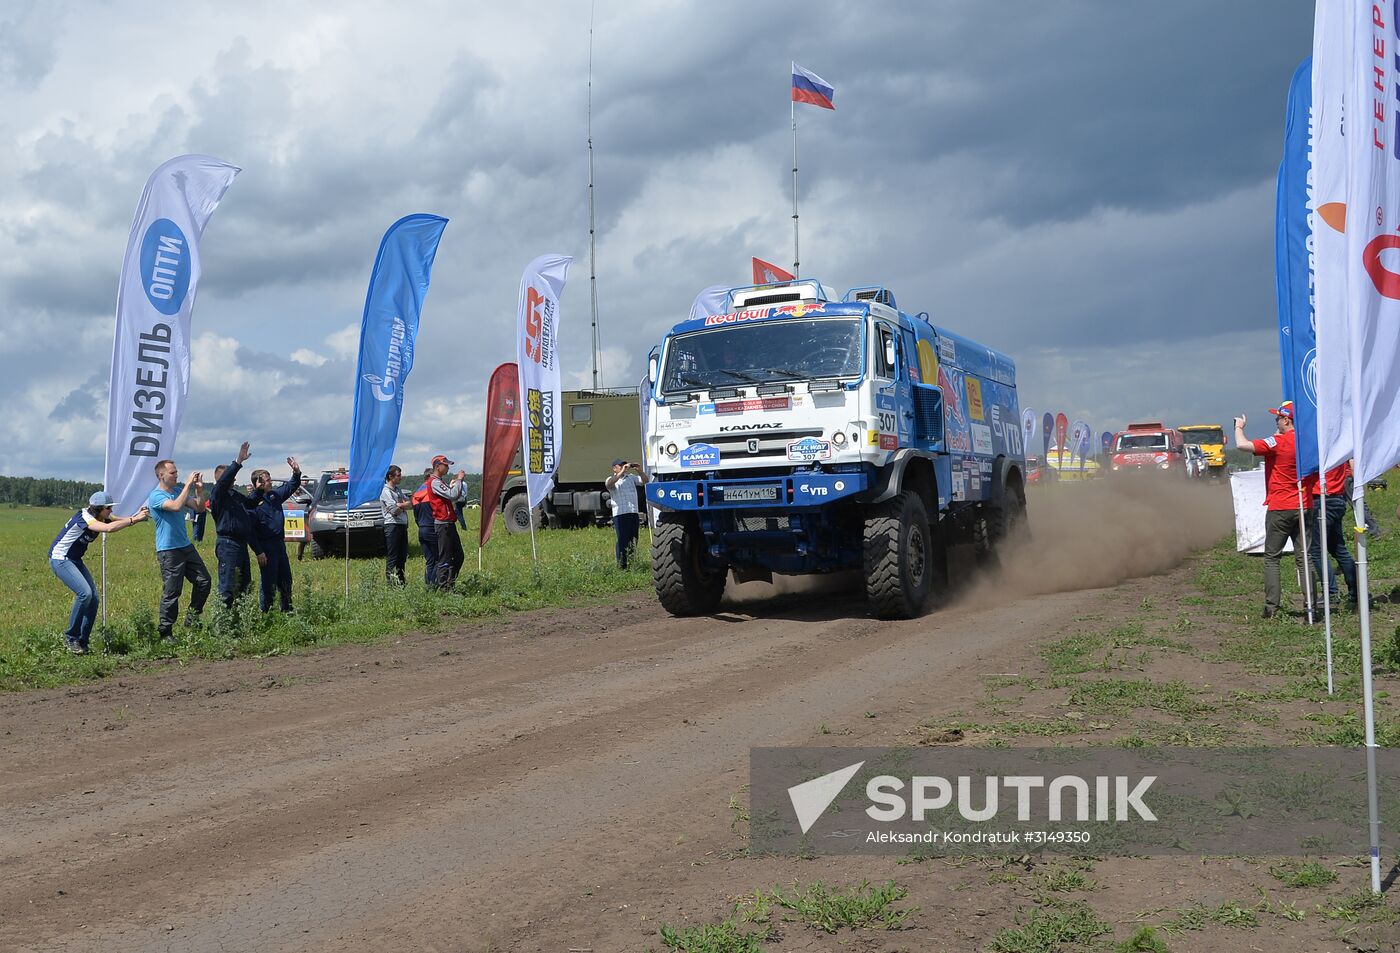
990, 480, 1029, 548
863, 490, 935, 620
652, 517, 725, 616
503, 494, 535, 534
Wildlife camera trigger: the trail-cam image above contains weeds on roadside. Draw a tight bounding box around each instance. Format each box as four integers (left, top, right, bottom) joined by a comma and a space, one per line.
988, 899, 1112, 952
1269, 859, 1337, 888
736, 880, 915, 934
657, 919, 768, 953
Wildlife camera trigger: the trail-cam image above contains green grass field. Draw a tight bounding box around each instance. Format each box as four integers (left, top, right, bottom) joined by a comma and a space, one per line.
1, 504, 653, 691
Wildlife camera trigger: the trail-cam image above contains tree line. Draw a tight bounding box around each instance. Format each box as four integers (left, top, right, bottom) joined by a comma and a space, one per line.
0, 476, 104, 508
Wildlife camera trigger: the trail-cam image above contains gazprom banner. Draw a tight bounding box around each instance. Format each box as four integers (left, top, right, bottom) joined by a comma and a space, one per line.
104, 155, 240, 512
1275, 57, 1320, 479
516, 254, 572, 508
347, 214, 449, 509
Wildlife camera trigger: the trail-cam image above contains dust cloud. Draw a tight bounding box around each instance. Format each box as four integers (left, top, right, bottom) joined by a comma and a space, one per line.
973, 477, 1235, 603
711, 477, 1234, 612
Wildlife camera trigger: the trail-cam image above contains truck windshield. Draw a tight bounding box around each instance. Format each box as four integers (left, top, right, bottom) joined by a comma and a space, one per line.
1116, 434, 1167, 451
660, 317, 863, 394
1182, 428, 1224, 445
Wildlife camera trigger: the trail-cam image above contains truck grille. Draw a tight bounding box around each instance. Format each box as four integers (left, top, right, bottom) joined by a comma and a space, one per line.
691, 429, 824, 460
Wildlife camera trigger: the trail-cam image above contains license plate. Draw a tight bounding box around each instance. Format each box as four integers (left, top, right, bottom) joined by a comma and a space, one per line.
722, 485, 779, 502
349, 518, 375, 529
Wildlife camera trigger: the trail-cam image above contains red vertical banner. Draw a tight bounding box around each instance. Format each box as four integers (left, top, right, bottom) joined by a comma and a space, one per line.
480, 362, 522, 547
1054, 413, 1069, 455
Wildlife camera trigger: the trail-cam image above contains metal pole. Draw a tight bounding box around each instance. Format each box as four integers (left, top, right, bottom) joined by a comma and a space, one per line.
101, 533, 108, 634
344, 522, 350, 606
1319, 481, 1334, 694
1295, 481, 1313, 626
527, 505, 539, 569
791, 100, 800, 278
1353, 489, 1382, 894
587, 0, 601, 389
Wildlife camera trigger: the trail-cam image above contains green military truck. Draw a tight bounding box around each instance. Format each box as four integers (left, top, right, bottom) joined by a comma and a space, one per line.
500, 388, 644, 532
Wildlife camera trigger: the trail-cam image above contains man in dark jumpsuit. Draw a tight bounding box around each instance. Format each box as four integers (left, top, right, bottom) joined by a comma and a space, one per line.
250, 457, 302, 612
210, 441, 265, 608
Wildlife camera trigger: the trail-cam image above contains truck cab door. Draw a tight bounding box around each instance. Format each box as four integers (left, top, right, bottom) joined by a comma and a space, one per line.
871, 322, 904, 448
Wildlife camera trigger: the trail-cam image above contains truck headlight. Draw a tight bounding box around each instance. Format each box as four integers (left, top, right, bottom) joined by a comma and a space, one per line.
831, 431, 847, 447
1159, 461, 1171, 469
664, 442, 679, 457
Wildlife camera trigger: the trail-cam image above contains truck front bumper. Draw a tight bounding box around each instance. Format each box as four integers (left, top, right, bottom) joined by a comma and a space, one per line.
646, 471, 870, 511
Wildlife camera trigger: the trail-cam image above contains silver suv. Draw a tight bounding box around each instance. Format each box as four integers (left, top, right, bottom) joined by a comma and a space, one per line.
305, 470, 386, 558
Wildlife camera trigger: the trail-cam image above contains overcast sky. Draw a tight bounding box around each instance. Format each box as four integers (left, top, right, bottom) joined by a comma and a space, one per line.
1, 1, 1312, 480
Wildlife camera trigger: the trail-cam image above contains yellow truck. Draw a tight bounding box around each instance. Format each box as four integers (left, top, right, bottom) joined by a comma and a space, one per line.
1178, 424, 1227, 478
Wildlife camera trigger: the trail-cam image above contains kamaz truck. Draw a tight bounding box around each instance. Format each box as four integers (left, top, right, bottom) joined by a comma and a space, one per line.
642, 280, 1027, 619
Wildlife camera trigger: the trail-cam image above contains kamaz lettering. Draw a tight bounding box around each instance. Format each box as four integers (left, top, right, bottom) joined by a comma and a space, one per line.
719, 422, 784, 432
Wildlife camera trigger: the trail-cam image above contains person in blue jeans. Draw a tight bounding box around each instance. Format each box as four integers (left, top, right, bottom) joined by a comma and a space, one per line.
1310, 461, 1360, 609
49, 491, 150, 654
148, 460, 211, 639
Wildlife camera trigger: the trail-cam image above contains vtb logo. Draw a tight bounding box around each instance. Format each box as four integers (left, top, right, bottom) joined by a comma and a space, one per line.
524, 286, 545, 364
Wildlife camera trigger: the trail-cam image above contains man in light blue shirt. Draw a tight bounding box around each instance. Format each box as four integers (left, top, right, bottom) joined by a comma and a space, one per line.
147, 458, 211, 639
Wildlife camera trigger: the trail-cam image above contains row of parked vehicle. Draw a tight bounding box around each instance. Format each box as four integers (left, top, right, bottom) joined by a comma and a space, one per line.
1024, 422, 1227, 485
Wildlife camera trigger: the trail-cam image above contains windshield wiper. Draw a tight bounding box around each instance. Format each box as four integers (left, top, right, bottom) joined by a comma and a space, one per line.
762, 366, 806, 380
718, 368, 762, 383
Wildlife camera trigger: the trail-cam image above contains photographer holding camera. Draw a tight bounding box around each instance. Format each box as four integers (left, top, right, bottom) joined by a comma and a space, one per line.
605, 458, 648, 570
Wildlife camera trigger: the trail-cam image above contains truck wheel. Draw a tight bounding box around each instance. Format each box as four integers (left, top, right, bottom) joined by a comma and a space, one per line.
993, 482, 1029, 546
309, 534, 327, 559
863, 491, 935, 620
652, 517, 725, 616
504, 495, 535, 534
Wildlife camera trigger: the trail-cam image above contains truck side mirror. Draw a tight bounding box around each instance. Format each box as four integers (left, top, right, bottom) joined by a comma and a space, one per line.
648, 354, 659, 384
883, 338, 896, 368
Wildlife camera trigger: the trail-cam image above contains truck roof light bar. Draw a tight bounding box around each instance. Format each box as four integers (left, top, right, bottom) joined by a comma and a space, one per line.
756, 382, 790, 397
807, 380, 841, 392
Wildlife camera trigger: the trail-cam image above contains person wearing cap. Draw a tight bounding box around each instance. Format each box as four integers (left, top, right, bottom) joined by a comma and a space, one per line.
148, 459, 212, 639
1234, 403, 1316, 618
49, 492, 150, 654
605, 458, 647, 570
210, 441, 266, 609
410, 468, 440, 589
429, 454, 467, 588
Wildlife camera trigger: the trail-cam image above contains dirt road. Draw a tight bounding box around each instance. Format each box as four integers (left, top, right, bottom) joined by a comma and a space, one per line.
9, 482, 1379, 952
1, 570, 1127, 952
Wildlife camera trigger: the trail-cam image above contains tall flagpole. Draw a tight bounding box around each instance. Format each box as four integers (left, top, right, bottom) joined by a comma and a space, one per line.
101, 533, 108, 635
1319, 482, 1335, 694
587, 0, 601, 389
791, 99, 800, 278
1295, 481, 1314, 626
1353, 489, 1381, 894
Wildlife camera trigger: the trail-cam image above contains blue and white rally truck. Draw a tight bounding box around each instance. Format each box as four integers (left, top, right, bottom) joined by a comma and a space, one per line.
643, 279, 1027, 619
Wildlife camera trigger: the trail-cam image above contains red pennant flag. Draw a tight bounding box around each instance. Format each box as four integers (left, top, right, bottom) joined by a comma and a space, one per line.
752, 257, 795, 285
480, 362, 523, 547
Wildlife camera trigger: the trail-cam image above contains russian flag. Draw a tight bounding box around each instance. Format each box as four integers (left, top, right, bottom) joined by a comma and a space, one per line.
791, 63, 835, 110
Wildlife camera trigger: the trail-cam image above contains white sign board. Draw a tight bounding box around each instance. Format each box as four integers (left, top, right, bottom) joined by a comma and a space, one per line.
1231, 468, 1292, 554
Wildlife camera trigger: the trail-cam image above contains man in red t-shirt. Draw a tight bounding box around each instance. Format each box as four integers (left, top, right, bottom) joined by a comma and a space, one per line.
1234, 402, 1315, 618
